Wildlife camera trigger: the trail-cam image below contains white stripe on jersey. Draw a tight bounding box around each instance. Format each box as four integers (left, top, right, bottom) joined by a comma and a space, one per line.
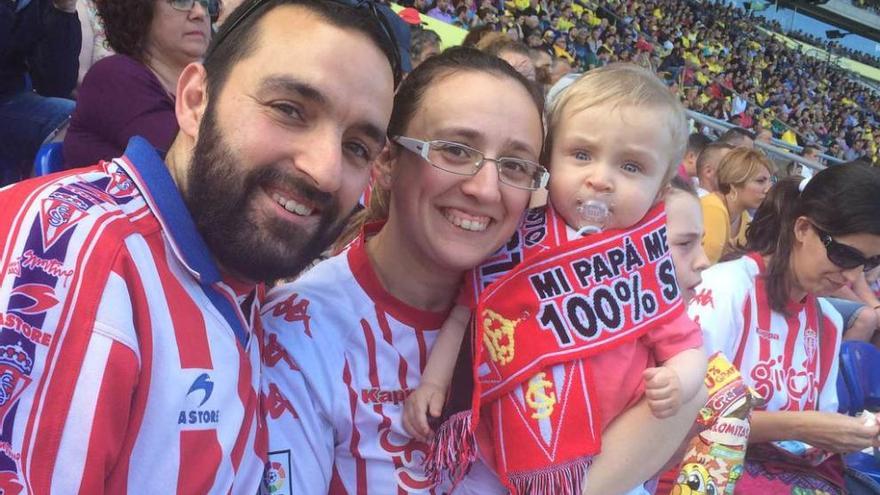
51, 331, 113, 491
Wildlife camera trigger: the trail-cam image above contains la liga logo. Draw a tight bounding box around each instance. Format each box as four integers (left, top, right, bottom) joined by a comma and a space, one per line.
265, 461, 287, 493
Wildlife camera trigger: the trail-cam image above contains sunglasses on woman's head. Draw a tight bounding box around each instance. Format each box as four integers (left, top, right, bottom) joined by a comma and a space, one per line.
813, 226, 880, 272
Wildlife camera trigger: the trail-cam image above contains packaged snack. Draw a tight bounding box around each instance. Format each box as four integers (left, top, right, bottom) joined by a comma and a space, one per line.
670, 352, 760, 495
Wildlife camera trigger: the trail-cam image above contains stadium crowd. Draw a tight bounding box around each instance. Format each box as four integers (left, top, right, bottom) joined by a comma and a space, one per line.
2, 0, 880, 494
402, 0, 880, 165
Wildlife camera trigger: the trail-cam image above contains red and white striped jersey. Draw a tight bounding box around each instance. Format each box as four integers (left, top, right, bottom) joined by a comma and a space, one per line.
688, 253, 842, 413
261, 242, 453, 495
0, 137, 265, 494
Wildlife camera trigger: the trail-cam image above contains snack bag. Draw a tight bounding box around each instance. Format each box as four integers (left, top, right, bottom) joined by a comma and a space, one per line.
670, 352, 761, 495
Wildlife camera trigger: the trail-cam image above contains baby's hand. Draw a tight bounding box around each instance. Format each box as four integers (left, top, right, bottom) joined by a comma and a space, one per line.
643, 366, 682, 419
402, 382, 447, 443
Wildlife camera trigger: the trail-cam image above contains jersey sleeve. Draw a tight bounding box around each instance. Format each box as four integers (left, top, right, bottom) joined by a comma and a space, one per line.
17, 249, 140, 494
261, 290, 343, 495
642, 311, 703, 363
687, 262, 749, 360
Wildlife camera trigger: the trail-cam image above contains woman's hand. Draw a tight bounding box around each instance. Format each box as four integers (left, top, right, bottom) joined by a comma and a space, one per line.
796, 410, 880, 453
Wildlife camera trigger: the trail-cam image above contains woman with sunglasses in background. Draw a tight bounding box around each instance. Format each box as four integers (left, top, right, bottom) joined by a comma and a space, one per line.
63, 0, 217, 168
689, 162, 880, 494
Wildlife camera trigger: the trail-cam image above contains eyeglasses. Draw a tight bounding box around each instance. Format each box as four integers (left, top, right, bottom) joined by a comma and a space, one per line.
813, 226, 880, 272
206, 0, 401, 85
168, 0, 221, 22
394, 136, 549, 191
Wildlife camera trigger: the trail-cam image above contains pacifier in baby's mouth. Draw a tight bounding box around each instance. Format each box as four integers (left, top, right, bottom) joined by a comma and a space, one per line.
575, 195, 611, 236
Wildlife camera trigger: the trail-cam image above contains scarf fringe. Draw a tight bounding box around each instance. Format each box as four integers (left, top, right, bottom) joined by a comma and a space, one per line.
423, 411, 476, 485
506, 456, 593, 495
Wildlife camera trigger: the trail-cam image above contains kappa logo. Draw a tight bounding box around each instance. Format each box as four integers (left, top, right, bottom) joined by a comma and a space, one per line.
39, 197, 88, 251
360, 387, 412, 406
9, 284, 59, 315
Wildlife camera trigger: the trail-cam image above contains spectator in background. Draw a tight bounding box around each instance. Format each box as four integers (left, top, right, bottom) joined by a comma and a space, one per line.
717, 126, 755, 148
76, 0, 112, 86
755, 126, 773, 144
63, 0, 216, 169
695, 141, 734, 197
476, 33, 536, 81
410, 28, 441, 69
679, 132, 711, 182
427, 0, 454, 23
0, 0, 80, 176
691, 164, 880, 494
701, 147, 774, 264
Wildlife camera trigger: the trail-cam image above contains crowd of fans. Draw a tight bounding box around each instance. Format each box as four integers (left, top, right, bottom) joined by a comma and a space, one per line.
401, 0, 880, 165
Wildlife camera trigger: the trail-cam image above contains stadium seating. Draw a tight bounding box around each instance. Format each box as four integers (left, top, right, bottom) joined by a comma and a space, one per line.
33, 142, 64, 177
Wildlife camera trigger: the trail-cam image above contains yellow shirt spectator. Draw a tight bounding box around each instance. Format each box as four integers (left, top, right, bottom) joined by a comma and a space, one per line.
700, 193, 749, 264
780, 129, 798, 146
557, 17, 574, 32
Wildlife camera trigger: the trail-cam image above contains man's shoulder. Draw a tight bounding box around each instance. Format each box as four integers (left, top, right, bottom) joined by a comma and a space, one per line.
0, 162, 155, 263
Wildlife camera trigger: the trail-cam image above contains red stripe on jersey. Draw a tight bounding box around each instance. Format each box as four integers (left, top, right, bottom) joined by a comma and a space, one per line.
342, 362, 368, 495
781, 311, 802, 410
415, 330, 428, 374
105, 250, 155, 494
23, 211, 124, 492
178, 429, 222, 494
375, 310, 410, 495
329, 465, 350, 495
376, 310, 409, 389
79, 340, 139, 493
230, 339, 257, 474
360, 319, 392, 431
144, 234, 213, 370
732, 293, 751, 369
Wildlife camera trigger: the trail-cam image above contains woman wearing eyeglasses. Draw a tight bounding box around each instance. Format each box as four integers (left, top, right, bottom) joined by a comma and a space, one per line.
688, 162, 880, 495
261, 46, 546, 494
63, 0, 216, 168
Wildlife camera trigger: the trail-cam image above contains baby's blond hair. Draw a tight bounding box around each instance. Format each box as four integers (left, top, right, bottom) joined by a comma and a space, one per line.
546, 64, 688, 181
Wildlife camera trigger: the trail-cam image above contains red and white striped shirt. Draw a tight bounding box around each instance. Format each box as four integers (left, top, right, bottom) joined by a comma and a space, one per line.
0, 137, 265, 494
261, 242, 452, 495
688, 253, 842, 413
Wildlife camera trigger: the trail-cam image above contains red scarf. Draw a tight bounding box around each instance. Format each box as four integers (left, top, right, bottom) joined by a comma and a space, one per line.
428, 204, 686, 494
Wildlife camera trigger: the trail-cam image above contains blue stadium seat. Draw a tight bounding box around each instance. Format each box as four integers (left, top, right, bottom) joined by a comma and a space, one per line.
838, 370, 853, 415
839, 342, 880, 485
33, 142, 64, 177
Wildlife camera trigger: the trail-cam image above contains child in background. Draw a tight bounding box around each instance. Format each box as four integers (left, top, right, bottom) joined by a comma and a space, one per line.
404, 64, 708, 494
666, 176, 711, 304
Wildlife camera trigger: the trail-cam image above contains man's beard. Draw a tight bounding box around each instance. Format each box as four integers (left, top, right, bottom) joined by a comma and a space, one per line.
183, 104, 349, 282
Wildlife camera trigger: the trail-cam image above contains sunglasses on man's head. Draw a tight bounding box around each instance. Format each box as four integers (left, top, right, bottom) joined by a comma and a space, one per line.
814, 226, 880, 272
206, 0, 401, 84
